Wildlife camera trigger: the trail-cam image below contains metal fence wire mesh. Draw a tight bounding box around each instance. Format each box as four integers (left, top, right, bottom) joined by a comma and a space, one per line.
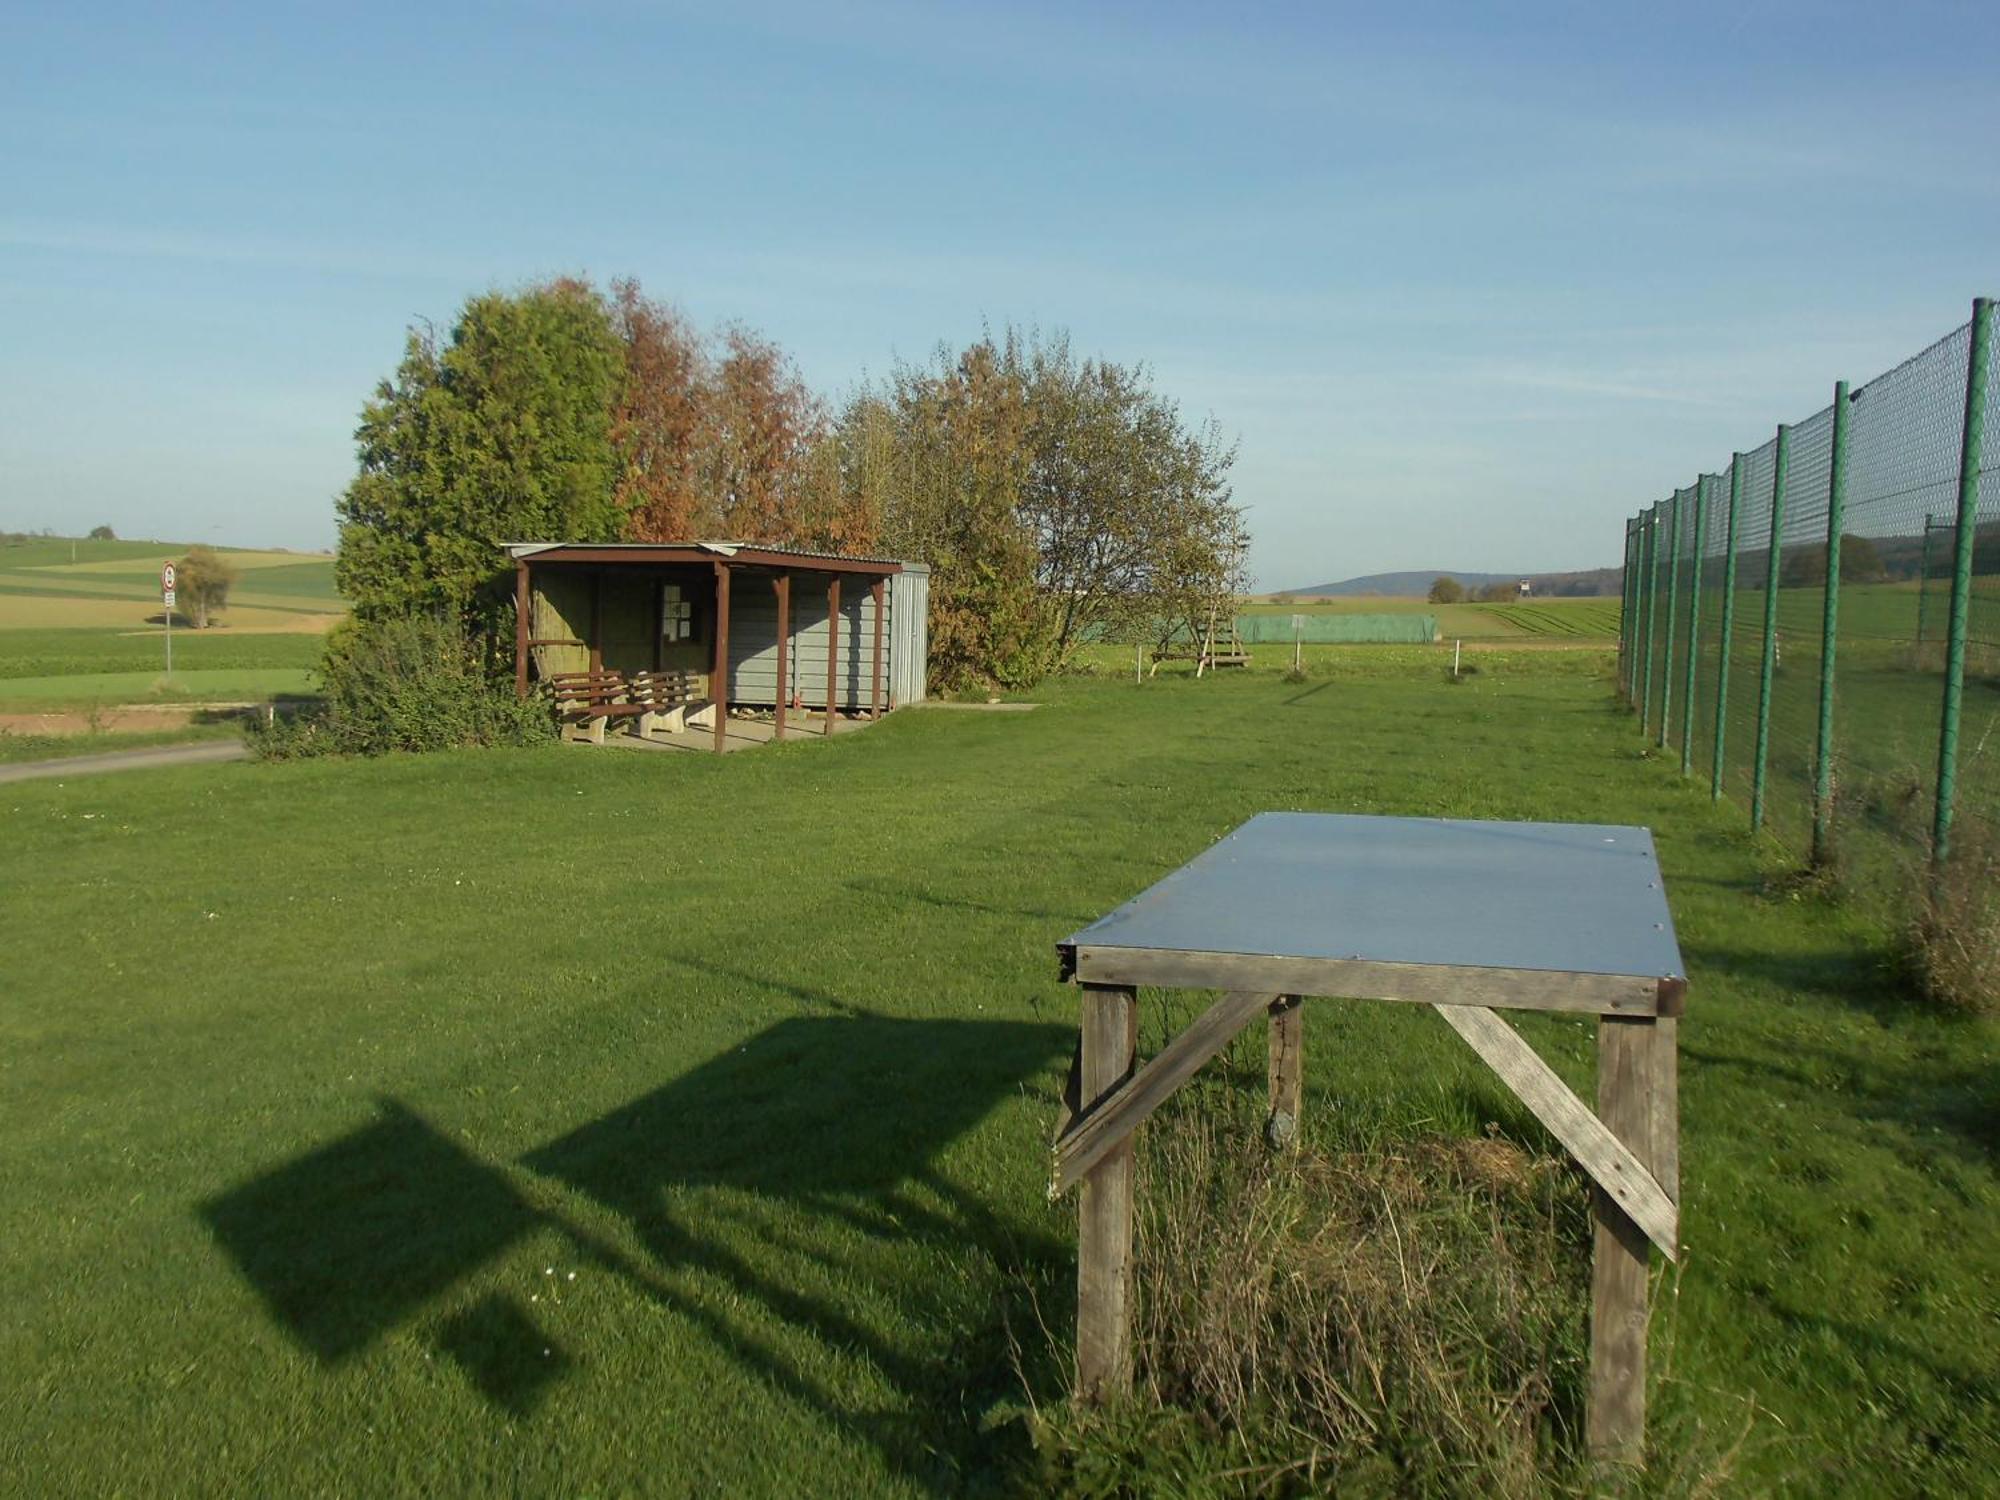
1616, 299, 1998, 897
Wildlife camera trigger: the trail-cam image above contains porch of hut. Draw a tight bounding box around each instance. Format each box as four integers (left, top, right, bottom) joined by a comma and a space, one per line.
507, 542, 926, 754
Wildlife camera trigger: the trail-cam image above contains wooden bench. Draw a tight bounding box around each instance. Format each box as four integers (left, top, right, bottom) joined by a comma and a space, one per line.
626, 670, 698, 740
549, 671, 648, 744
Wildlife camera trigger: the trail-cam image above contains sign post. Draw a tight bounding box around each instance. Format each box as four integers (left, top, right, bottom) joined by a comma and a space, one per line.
162, 561, 176, 680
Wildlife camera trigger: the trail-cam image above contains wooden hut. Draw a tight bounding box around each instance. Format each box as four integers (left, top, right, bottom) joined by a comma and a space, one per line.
506, 542, 930, 751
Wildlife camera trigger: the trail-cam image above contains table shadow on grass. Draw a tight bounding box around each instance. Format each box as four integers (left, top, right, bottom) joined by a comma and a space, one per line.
200, 1014, 1069, 1486
522, 1012, 1072, 1477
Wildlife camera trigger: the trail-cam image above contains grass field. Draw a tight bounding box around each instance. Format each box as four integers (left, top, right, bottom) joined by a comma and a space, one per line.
1244, 594, 1621, 641
0, 536, 342, 633
0, 538, 340, 716
1, 651, 1993, 1496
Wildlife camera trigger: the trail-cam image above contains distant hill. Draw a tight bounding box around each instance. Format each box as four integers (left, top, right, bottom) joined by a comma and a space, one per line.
1283, 566, 1622, 599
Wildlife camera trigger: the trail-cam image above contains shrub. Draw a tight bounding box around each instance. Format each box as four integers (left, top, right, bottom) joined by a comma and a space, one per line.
1903, 818, 2000, 1016
251, 615, 554, 758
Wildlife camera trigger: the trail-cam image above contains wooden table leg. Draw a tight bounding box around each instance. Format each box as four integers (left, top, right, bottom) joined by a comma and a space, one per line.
1588, 1013, 1676, 1464
1077, 982, 1137, 1401
1266, 995, 1303, 1148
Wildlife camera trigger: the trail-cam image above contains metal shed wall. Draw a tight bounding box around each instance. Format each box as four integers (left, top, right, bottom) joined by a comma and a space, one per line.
890, 565, 930, 706
725, 567, 927, 708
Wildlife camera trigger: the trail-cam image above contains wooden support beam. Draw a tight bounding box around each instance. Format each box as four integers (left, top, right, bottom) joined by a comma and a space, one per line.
1053, 989, 1277, 1196
825, 576, 841, 736
1266, 996, 1303, 1148
1433, 1005, 1677, 1259
773, 573, 791, 740
1587, 1014, 1675, 1465
588, 570, 603, 675
871, 578, 885, 719
1071, 944, 1670, 1017
1076, 983, 1137, 1402
1052, 1035, 1083, 1144
513, 560, 530, 698
711, 562, 731, 754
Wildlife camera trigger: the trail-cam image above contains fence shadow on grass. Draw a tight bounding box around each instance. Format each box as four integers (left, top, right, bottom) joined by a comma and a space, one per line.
199, 1013, 1070, 1491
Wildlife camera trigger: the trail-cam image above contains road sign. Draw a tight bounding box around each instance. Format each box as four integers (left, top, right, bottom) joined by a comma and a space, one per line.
162, 561, 176, 679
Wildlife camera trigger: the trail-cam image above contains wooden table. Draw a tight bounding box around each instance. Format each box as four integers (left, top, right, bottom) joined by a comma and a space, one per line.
1051, 811, 1685, 1464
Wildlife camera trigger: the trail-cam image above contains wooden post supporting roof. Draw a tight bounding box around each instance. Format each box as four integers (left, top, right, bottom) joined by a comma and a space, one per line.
773, 573, 790, 740
514, 560, 530, 698
711, 561, 731, 754
1075, 982, 1136, 1401
871, 578, 885, 719
825, 576, 841, 737
588, 571, 603, 675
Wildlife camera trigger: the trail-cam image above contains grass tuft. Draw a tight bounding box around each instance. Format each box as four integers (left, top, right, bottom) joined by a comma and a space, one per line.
1901, 817, 2000, 1016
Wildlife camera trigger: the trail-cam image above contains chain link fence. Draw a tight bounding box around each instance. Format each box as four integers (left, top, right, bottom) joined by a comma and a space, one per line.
1617, 298, 1998, 900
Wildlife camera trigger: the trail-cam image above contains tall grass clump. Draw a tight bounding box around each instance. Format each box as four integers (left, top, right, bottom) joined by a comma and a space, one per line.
1032, 1058, 1754, 1497
1903, 815, 2000, 1016
1034, 1069, 1591, 1497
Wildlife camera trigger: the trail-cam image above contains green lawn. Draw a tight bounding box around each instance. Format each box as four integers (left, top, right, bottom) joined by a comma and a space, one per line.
0, 628, 325, 680
1245, 595, 1621, 641
0, 667, 316, 710
1, 654, 1993, 1495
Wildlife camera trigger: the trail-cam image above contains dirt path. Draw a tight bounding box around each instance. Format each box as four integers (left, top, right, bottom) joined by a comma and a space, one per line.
0, 703, 260, 735
0, 741, 249, 785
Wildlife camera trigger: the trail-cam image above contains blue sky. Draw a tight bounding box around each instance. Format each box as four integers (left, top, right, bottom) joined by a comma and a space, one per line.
3, 1, 1996, 586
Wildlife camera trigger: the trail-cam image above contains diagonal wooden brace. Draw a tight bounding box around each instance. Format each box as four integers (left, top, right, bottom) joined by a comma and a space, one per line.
1051, 990, 1279, 1197
1434, 1003, 1678, 1261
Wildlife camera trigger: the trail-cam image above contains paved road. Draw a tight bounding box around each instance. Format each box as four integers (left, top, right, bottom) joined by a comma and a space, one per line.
0, 740, 250, 785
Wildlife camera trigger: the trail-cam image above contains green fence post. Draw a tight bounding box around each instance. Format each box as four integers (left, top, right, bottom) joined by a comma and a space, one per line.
1658, 490, 1682, 750
1618, 520, 1635, 699
1752, 425, 1791, 831
1811, 382, 1851, 866
1934, 295, 1994, 864
1681, 475, 1711, 776
1640, 506, 1660, 736
1625, 519, 1642, 702
1712, 454, 1743, 800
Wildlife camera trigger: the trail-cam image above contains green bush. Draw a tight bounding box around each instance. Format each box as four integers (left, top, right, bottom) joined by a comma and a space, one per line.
251, 615, 553, 758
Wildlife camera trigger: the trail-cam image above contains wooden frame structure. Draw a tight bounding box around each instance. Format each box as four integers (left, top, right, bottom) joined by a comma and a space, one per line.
1050, 812, 1684, 1465
508, 543, 903, 753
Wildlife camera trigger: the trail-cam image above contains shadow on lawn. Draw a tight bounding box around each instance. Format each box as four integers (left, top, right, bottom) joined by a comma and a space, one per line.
200, 1012, 1070, 1489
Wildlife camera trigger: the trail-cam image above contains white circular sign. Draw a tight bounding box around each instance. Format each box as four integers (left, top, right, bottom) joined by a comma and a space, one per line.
162, 562, 176, 593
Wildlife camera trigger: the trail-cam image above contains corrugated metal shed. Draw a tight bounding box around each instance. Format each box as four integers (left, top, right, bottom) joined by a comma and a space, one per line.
725, 565, 929, 708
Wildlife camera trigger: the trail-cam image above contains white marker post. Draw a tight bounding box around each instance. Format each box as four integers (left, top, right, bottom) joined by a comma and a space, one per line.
162, 561, 176, 680
1292, 613, 1305, 672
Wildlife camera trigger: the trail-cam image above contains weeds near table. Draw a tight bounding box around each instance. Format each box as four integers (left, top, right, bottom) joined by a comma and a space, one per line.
1032, 1056, 1762, 1496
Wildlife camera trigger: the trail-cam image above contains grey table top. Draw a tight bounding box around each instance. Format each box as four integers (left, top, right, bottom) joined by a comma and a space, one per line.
1064, 812, 1684, 980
